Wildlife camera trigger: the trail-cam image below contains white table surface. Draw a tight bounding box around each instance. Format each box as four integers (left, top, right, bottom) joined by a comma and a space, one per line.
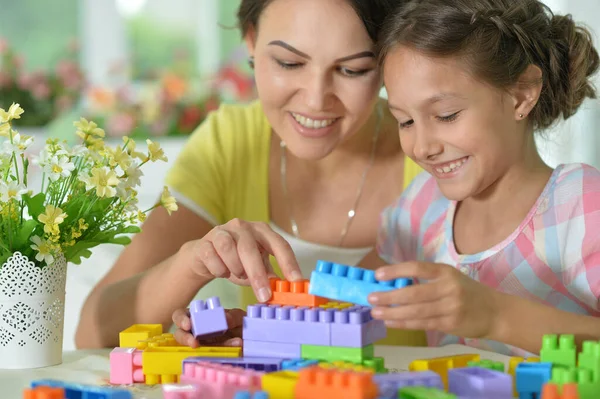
0, 344, 513, 398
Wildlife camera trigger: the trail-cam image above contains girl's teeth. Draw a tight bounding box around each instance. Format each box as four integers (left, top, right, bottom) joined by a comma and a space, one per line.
436, 158, 467, 174
292, 113, 336, 129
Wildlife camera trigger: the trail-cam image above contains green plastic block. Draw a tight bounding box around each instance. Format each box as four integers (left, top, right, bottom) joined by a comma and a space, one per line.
399, 386, 457, 398
363, 357, 387, 373
540, 334, 577, 368
578, 341, 600, 381
467, 359, 504, 372
551, 367, 600, 399
300, 344, 374, 363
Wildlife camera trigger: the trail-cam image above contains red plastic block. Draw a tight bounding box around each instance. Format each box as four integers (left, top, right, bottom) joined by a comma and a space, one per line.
23, 387, 65, 399
295, 366, 378, 399
266, 278, 328, 307
180, 361, 263, 399
109, 347, 144, 384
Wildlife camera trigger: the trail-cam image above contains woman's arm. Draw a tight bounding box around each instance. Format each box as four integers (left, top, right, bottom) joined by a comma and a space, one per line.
75, 205, 215, 348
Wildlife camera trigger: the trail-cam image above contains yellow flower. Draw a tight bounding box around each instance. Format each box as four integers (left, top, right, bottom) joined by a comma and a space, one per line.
0, 103, 24, 123
30, 236, 55, 265
38, 205, 68, 234
122, 136, 146, 161
83, 167, 120, 198
159, 186, 178, 215
146, 139, 168, 162
78, 218, 89, 231
74, 117, 105, 139
137, 210, 146, 223
108, 145, 132, 170
0, 123, 10, 137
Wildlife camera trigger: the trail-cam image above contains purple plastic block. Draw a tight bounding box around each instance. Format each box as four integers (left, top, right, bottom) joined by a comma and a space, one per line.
190, 297, 228, 339
373, 371, 443, 399
448, 367, 512, 399
182, 356, 284, 372
330, 306, 387, 347
243, 339, 301, 359
243, 304, 332, 345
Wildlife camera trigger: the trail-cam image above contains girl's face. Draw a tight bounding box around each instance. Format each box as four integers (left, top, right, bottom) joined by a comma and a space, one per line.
247, 0, 382, 160
383, 46, 530, 201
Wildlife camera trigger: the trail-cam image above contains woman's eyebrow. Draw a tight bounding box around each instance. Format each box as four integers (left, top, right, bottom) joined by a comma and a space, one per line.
268, 40, 374, 62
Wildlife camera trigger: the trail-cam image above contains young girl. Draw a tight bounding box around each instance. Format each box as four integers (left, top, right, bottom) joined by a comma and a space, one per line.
369, 0, 600, 356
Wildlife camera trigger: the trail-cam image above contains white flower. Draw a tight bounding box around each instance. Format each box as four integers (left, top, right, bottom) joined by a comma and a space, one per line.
43, 155, 75, 182
123, 165, 143, 188
0, 181, 27, 201
30, 236, 55, 265
3, 132, 33, 155
31, 148, 51, 168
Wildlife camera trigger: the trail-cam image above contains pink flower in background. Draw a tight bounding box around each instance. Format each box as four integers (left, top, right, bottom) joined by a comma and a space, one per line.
0, 71, 11, 89
17, 72, 34, 89
31, 82, 51, 100
11, 55, 24, 69
55, 95, 74, 113
107, 112, 136, 137
0, 38, 7, 53
56, 60, 84, 91
149, 119, 169, 136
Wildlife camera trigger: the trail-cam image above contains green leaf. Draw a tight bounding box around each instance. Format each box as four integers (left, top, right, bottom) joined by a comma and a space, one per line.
69, 249, 93, 265
13, 219, 38, 249
23, 192, 46, 220
121, 225, 141, 234
106, 236, 131, 245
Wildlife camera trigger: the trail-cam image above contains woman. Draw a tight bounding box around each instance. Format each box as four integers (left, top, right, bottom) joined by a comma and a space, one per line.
75, 0, 425, 348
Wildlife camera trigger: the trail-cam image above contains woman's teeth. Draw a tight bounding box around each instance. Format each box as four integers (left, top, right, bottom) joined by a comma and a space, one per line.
436, 157, 468, 174
292, 113, 336, 129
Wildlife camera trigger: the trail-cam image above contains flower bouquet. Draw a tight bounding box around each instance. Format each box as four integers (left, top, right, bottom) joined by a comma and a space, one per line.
0, 103, 177, 369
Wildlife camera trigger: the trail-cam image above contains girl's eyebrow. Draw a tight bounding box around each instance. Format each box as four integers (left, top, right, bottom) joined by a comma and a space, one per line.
268, 40, 374, 62
389, 93, 467, 112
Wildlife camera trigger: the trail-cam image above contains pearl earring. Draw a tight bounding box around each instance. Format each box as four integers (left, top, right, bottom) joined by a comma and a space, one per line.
519, 114, 524, 118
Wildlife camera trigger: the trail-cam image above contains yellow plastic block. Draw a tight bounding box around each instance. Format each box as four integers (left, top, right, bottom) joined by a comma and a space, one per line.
319, 302, 354, 310
262, 370, 299, 399
509, 356, 539, 396
409, 354, 480, 389
142, 346, 242, 385
319, 360, 374, 373
136, 333, 180, 349
119, 324, 162, 348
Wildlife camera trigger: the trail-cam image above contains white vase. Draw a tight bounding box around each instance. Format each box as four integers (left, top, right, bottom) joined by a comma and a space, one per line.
0, 251, 67, 369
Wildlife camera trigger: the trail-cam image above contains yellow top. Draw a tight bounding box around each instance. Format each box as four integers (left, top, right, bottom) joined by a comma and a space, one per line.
165, 100, 427, 346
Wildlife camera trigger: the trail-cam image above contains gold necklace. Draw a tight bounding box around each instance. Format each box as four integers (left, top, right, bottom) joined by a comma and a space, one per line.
280, 105, 383, 247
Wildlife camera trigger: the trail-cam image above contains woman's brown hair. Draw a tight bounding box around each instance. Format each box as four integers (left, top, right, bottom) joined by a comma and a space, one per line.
378, 0, 599, 130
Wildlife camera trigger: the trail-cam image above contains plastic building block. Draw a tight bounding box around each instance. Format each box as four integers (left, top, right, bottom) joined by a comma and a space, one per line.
330, 306, 386, 347
320, 360, 375, 373
578, 341, 600, 381
467, 359, 504, 372
409, 354, 480, 389
118, 324, 162, 348
233, 392, 270, 399
183, 356, 284, 372
243, 305, 332, 345
243, 340, 301, 359
189, 296, 228, 339
31, 380, 131, 399
295, 366, 378, 399
448, 367, 512, 398
398, 386, 457, 398
267, 278, 328, 307
308, 260, 412, 306
281, 359, 320, 371
136, 333, 180, 349
551, 367, 600, 399
142, 345, 241, 384
301, 343, 374, 363
542, 383, 580, 399
162, 384, 203, 399
320, 302, 354, 310
515, 362, 552, 398
180, 361, 263, 399
23, 386, 65, 399
509, 356, 539, 397
261, 370, 299, 399
541, 334, 577, 368
109, 347, 144, 384
373, 371, 443, 399
362, 357, 387, 373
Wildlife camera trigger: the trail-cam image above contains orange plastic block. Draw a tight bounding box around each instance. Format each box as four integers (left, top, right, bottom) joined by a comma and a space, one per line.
267, 278, 329, 307
23, 386, 65, 399
119, 324, 162, 348
542, 383, 579, 399
409, 354, 480, 389
295, 366, 378, 399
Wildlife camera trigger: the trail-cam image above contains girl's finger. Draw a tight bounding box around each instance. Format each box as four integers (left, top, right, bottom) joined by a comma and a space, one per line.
368, 279, 449, 306
384, 315, 454, 332
225, 308, 247, 329
222, 337, 243, 347
173, 328, 198, 348
375, 261, 445, 281
371, 297, 451, 321
172, 308, 192, 331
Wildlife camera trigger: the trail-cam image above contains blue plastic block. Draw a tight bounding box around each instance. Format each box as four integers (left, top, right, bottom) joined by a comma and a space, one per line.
308, 260, 413, 306
515, 362, 552, 397
31, 379, 131, 399
374, 371, 443, 399
448, 367, 512, 398
281, 358, 320, 371
234, 391, 270, 399
189, 296, 228, 339
182, 356, 284, 372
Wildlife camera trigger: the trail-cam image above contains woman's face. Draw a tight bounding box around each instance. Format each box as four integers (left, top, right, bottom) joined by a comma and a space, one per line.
248, 0, 383, 160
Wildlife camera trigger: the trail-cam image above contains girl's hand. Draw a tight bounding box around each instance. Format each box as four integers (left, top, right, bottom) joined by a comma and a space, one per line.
182, 219, 304, 303
172, 307, 246, 348
368, 262, 501, 339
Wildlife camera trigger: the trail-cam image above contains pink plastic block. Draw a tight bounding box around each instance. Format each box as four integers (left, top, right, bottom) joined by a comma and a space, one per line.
190, 297, 228, 339
162, 384, 203, 399
180, 361, 263, 399
109, 347, 145, 384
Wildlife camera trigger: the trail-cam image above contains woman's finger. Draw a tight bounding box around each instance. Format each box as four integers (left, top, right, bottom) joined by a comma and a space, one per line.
234, 226, 274, 303
212, 228, 247, 279
197, 240, 230, 279
253, 222, 303, 282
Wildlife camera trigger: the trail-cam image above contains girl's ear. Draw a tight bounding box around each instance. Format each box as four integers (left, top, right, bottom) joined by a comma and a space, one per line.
509, 64, 543, 121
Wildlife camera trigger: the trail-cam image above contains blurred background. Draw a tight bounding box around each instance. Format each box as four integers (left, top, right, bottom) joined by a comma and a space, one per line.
0, 0, 598, 350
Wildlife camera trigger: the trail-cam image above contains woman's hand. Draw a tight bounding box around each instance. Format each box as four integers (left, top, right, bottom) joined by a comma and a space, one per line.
181, 219, 304, 302
368, 262, 501, 339
172, 307, 246, 348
